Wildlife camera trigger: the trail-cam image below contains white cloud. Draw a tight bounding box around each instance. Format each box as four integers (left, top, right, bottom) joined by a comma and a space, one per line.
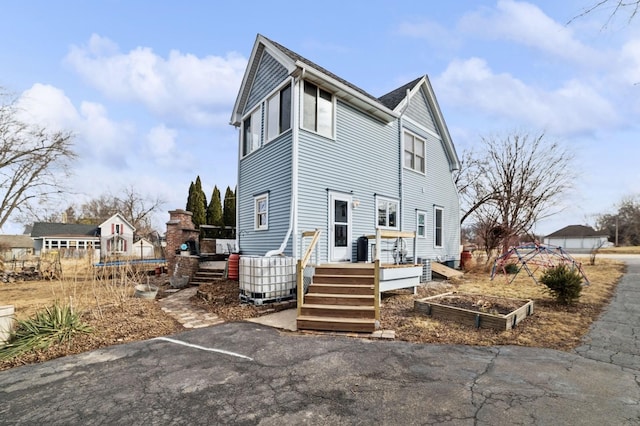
434, 57, 618, 135
17, 84, 80, 131
616, 39, 640, 85
144, 124, 194, 167
65, 34, 247, 126
459, 0, 600, 66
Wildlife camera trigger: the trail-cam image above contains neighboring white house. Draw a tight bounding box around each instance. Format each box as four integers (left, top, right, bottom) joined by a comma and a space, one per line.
31, 213, 137, 258
544, 225, 610, 252
99, 213, 136, 256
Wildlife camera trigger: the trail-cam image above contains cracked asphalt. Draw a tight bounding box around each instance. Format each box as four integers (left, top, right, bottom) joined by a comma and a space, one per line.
1, 257, 639, 425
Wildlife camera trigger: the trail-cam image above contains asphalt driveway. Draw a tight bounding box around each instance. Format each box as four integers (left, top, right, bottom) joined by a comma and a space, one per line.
0, 257, 638, 425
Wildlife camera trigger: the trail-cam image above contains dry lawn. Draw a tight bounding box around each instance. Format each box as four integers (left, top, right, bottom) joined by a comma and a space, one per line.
0, 256, 626, 371
382, 259, 624, 350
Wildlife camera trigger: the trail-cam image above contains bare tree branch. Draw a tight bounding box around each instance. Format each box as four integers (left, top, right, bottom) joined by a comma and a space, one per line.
0, 91, 76, 230
569, 0, 640, 28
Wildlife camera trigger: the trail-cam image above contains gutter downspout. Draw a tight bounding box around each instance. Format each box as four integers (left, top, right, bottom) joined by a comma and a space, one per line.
265, 74, 300, 257
235, 123, 241, 253
398, 89, 410, 260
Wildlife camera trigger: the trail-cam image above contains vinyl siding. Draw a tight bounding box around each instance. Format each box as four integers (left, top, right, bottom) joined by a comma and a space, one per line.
297, 99, 399, 262
238, 134, 293, 255
244, 52, 289, 115
405, 88, 438, 136
402, 125, 460, 262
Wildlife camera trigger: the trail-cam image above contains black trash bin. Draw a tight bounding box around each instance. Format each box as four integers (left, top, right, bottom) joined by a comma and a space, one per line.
356, 235, 368, 262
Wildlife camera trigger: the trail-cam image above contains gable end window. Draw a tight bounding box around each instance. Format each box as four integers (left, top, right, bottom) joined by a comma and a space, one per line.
302, 81, 334, 138
434, 207, 443, 248
242, 108, 261, 156
376, 197, 398, 229
404, 132, 425, 173
266, 84, 292, 142
254, 193, 269, 230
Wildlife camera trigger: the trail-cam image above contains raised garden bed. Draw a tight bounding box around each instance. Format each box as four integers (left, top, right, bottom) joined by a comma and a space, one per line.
414, 292, 534, 330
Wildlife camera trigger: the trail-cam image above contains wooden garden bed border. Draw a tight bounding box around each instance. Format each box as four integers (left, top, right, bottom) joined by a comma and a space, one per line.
414, 292, 534, 330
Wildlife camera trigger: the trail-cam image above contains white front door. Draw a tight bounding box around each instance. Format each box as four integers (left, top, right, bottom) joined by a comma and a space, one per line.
329, 192, 351, 262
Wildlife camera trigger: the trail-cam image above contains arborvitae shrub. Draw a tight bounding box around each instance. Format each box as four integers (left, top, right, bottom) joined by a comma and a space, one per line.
539, 264, 583, 305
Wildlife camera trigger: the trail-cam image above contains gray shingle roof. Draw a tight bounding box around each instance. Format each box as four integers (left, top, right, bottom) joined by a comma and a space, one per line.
30, 223, 99, 238
262, 35, 384, 106
378, 77, 423, 110
545, 225, 609, 238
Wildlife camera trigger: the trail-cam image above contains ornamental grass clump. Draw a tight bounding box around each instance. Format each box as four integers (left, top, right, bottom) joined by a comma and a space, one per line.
0, 302, 92, 360
539, 264, 584, 305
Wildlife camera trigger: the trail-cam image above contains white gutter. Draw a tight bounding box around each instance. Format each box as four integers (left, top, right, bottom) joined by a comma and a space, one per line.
265, 75, 299, 257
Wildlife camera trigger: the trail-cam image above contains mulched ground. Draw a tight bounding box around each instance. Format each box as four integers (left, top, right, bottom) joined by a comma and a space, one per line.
1, 261, 622, 371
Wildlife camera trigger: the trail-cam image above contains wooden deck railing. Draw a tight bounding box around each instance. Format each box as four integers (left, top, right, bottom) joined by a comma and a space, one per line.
297, 229, 321, 315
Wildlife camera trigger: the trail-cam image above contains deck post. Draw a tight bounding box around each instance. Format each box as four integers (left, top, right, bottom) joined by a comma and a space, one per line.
374, 259, 380, 320
296, 259, 303, 316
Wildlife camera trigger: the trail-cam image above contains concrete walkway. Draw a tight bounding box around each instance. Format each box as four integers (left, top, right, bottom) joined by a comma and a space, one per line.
575, 256, 640, 370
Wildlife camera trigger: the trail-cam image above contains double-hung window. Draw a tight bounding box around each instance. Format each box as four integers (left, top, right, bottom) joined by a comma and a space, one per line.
416, 211, 426, 238
302, 81, 333, 138
404, 132, 425, 173
266, 84, 292, 142
242, 108, 261, 156
255, 193, 268, 230
376, 197, 398, 229
434, 206, 443, 247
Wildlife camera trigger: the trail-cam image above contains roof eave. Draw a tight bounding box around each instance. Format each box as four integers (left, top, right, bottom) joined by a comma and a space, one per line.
297, 62, 398, 123
420, 76, 460, 171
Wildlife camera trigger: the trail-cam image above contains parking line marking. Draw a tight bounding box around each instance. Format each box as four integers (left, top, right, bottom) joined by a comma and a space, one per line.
153, 337, 254, 361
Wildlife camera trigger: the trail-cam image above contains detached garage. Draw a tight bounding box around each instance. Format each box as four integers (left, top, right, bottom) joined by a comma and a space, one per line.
543, 225, 610, 252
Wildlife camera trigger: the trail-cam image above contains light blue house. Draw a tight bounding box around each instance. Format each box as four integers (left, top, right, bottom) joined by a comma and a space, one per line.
230, 34, 460, 267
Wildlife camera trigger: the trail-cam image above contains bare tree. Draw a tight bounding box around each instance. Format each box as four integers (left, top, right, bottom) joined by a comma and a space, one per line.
570, 0, 640, 27
116, 186, 165, 238
460, 132, 574, 254
75, 186, 164, 236
455, 149, 498, 225
0, 91, 76, 230
596, 195, 640, 245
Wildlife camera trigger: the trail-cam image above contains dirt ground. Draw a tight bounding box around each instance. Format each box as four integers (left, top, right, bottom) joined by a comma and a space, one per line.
0, 257, 625, 371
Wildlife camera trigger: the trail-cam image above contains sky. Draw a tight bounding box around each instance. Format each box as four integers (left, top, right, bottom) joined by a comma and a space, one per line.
1, 0, 639, 236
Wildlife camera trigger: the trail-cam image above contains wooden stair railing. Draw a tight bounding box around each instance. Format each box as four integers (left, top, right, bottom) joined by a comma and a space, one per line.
297, 229, 321, 316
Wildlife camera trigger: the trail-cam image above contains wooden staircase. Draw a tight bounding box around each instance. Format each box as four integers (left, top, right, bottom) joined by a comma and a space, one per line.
189, 265, 225, 286
296, 264, 378, 333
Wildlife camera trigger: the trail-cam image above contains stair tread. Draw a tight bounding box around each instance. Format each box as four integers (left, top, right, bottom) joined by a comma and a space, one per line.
297, 315, 376, 323
306, 293, 374, 298
302, 304, 374, 310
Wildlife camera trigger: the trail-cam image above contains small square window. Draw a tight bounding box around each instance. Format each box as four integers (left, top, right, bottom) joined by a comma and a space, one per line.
376, 197, 399, 230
